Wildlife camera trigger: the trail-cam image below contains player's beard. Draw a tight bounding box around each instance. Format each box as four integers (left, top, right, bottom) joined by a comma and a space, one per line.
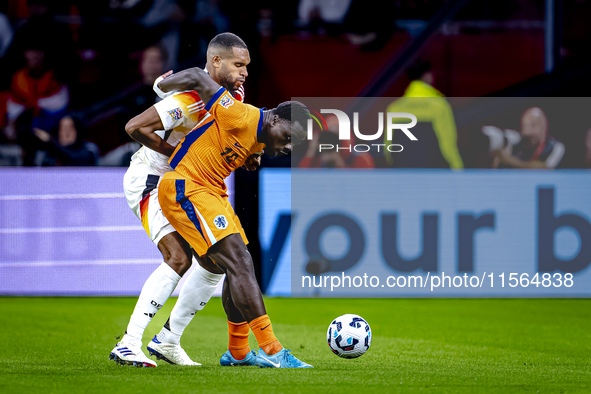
218, 72, 238, 95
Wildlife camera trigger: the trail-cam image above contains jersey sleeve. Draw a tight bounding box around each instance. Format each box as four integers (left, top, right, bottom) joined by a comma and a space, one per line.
204, 87, 262, 136
154, 90, 205, 130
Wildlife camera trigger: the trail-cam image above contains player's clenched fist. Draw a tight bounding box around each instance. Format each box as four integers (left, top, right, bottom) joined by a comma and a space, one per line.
242, 154, 261, 171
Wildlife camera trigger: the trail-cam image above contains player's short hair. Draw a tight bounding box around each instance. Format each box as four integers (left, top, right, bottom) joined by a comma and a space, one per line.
208, 33, 248, 52
273, 101, 311, 144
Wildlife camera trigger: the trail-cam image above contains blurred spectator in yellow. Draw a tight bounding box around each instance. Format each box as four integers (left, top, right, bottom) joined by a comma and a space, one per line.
491, 107, 565, 169
384, 62, 464, 169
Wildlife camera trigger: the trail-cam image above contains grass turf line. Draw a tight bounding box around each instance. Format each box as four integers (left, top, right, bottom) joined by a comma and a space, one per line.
0, 298, 590, 393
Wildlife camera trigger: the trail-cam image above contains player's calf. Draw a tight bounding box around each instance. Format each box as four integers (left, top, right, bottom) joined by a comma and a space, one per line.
153, 262, 223, 348
208, 234, 266, 321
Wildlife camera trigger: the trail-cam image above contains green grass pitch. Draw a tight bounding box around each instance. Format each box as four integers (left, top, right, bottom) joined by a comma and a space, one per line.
1, 297, 590, 393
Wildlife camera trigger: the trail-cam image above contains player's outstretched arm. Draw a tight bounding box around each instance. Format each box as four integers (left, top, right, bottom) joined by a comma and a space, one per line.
125, 107, 175, 157
157, 67, 220, 105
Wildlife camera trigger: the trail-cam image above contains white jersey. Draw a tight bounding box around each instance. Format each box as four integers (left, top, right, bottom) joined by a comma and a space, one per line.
124, 82, 244, 244
131, 84, 245, 176
131, 90, 210, 176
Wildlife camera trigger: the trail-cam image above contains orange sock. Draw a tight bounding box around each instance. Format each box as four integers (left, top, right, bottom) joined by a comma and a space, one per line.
227, 321, 251, 360
249, 315, 282, 356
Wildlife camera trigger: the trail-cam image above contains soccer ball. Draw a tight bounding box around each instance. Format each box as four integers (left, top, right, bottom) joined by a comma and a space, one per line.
326, 314, 372, 358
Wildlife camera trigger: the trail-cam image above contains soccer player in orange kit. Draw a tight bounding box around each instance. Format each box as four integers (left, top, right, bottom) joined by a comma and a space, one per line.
110, 33, 259, 367
156, 67, 313, 368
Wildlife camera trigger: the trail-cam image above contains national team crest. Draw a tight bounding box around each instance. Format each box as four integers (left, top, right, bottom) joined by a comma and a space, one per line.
167, 108, 183, 121
213, 215, 228, 230
219, 95, 234, 109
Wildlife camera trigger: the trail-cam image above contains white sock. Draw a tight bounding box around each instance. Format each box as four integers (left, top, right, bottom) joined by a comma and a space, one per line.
122, 263, 181, 345
157, 261, 224, 345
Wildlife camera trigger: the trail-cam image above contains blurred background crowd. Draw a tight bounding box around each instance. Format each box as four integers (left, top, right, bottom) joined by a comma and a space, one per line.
0, 0, 590, 169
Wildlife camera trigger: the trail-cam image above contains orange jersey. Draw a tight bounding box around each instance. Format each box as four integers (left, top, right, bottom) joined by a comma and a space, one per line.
168, 87, 266, 196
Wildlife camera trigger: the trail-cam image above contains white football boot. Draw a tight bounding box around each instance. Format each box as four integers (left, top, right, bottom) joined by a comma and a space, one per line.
147, 336, 201, 366
109, 341, 157, 367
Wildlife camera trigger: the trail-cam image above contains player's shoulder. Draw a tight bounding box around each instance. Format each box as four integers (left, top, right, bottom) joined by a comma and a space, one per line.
208, 88, 257, 112
169, 90, 202, 103
155, 90, 204, 117
156, 90, 202, 107
218, 91, 239, 110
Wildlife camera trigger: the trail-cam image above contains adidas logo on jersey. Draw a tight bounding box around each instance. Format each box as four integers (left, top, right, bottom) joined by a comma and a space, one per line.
187, 100, 205, 114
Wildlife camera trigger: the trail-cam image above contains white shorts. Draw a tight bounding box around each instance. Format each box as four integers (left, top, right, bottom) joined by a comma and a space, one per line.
123, 159, 175, 245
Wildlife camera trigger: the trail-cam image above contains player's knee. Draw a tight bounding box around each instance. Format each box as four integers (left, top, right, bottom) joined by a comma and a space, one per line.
197, 254, 225, 275
158, 233, 192, 276
208, 234, 253, 274
165, 251, 191, 276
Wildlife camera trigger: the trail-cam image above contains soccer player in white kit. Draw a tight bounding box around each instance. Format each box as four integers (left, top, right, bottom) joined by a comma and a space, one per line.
109, 33, 256, 367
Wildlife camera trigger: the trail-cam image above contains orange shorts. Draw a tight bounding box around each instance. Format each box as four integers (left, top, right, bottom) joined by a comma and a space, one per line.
158, 171, 248, 256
